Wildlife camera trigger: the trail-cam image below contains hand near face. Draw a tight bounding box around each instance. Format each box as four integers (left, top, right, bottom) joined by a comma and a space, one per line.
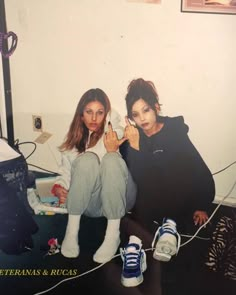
103, 122, 127, 152
124, 116, 140, 150
193, 210, 209, 226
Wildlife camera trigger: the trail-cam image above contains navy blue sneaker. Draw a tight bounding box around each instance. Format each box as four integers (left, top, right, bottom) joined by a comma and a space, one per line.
152, 218, 181, 262
121, 240, 147, 287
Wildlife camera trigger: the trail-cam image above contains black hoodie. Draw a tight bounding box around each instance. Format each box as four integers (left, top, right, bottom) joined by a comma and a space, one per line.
120, 116, 215, 223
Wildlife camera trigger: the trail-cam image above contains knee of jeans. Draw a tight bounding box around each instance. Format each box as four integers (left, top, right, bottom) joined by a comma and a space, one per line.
73, 152, 100, 168
101, 152, 123, 170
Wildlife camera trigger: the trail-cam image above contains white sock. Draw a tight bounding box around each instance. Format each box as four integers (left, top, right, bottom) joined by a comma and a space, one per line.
61, 215, 81, 258
93, 219, 121, 263
128, 235, 142, 246
125, 236, 142, 253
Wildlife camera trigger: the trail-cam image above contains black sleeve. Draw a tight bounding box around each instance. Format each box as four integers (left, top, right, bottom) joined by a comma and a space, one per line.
166, 116, 215, 212
119, 140, 155, 179
173, 133, 215, 212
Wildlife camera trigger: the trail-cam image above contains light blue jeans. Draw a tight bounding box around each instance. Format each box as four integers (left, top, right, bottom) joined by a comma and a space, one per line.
66, 152, 137, 219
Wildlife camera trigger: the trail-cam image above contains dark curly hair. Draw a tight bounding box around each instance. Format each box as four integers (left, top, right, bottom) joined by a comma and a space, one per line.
125, 78, 160, 119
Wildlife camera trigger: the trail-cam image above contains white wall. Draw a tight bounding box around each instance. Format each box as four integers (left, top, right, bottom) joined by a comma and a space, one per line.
3, 0, 236, 205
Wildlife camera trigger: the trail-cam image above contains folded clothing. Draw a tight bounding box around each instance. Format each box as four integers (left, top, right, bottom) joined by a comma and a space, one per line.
27, 188, 68, 215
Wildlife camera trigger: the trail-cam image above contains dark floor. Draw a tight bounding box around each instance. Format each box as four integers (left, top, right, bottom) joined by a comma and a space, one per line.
1, 171, 236, 295
1, 211, 236, 295
0, 214, 108, 295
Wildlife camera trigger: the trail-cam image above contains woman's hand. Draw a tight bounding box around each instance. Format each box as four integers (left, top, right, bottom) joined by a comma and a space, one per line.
193, 210, 209, 226
54, 186, 68, 205
103, 122, 127, 152
124, 117, 140, 150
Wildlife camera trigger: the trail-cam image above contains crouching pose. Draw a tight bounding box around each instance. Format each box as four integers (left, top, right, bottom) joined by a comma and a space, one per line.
51, 88, 136, 263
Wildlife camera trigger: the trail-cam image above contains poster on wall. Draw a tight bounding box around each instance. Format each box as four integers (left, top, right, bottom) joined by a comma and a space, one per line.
127, 0, 161, 4
181, 0, 236, 14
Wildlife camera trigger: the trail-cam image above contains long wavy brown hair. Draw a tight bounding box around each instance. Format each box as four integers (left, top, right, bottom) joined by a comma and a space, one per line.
60, 88, 111, 153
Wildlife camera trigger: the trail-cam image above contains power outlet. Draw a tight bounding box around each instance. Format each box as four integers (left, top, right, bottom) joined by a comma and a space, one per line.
32, 115, 42, 132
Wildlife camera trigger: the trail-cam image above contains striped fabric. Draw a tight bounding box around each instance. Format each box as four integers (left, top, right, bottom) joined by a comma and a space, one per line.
205, 213, 236, 280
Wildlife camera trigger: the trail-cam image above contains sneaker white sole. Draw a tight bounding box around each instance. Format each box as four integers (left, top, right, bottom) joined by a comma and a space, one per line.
153, 240, 177, 262
121, 274, 144, 287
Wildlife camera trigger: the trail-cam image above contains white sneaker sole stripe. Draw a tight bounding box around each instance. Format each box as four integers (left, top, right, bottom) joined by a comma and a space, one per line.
153, 240, 177, 262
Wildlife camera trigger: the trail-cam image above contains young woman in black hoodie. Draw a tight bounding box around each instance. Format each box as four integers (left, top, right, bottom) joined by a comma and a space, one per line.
120, 78, 215, 262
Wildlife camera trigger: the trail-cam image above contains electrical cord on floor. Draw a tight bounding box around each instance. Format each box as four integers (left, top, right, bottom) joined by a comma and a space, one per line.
15, 140, 37, 160
180, 234, 210, 241
180, 180, 236, 247
212, 160, 236, 175
33, 248, 154, 295
33, 179, 236, 295
33, 259, 114, 295
2, 138, 236, 294
13, 139, 59, 175
27, 163, 58, 175
32, 161, 236, 295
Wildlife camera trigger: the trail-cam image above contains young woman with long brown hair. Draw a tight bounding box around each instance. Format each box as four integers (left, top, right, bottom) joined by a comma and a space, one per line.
51, 88, 136, 263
